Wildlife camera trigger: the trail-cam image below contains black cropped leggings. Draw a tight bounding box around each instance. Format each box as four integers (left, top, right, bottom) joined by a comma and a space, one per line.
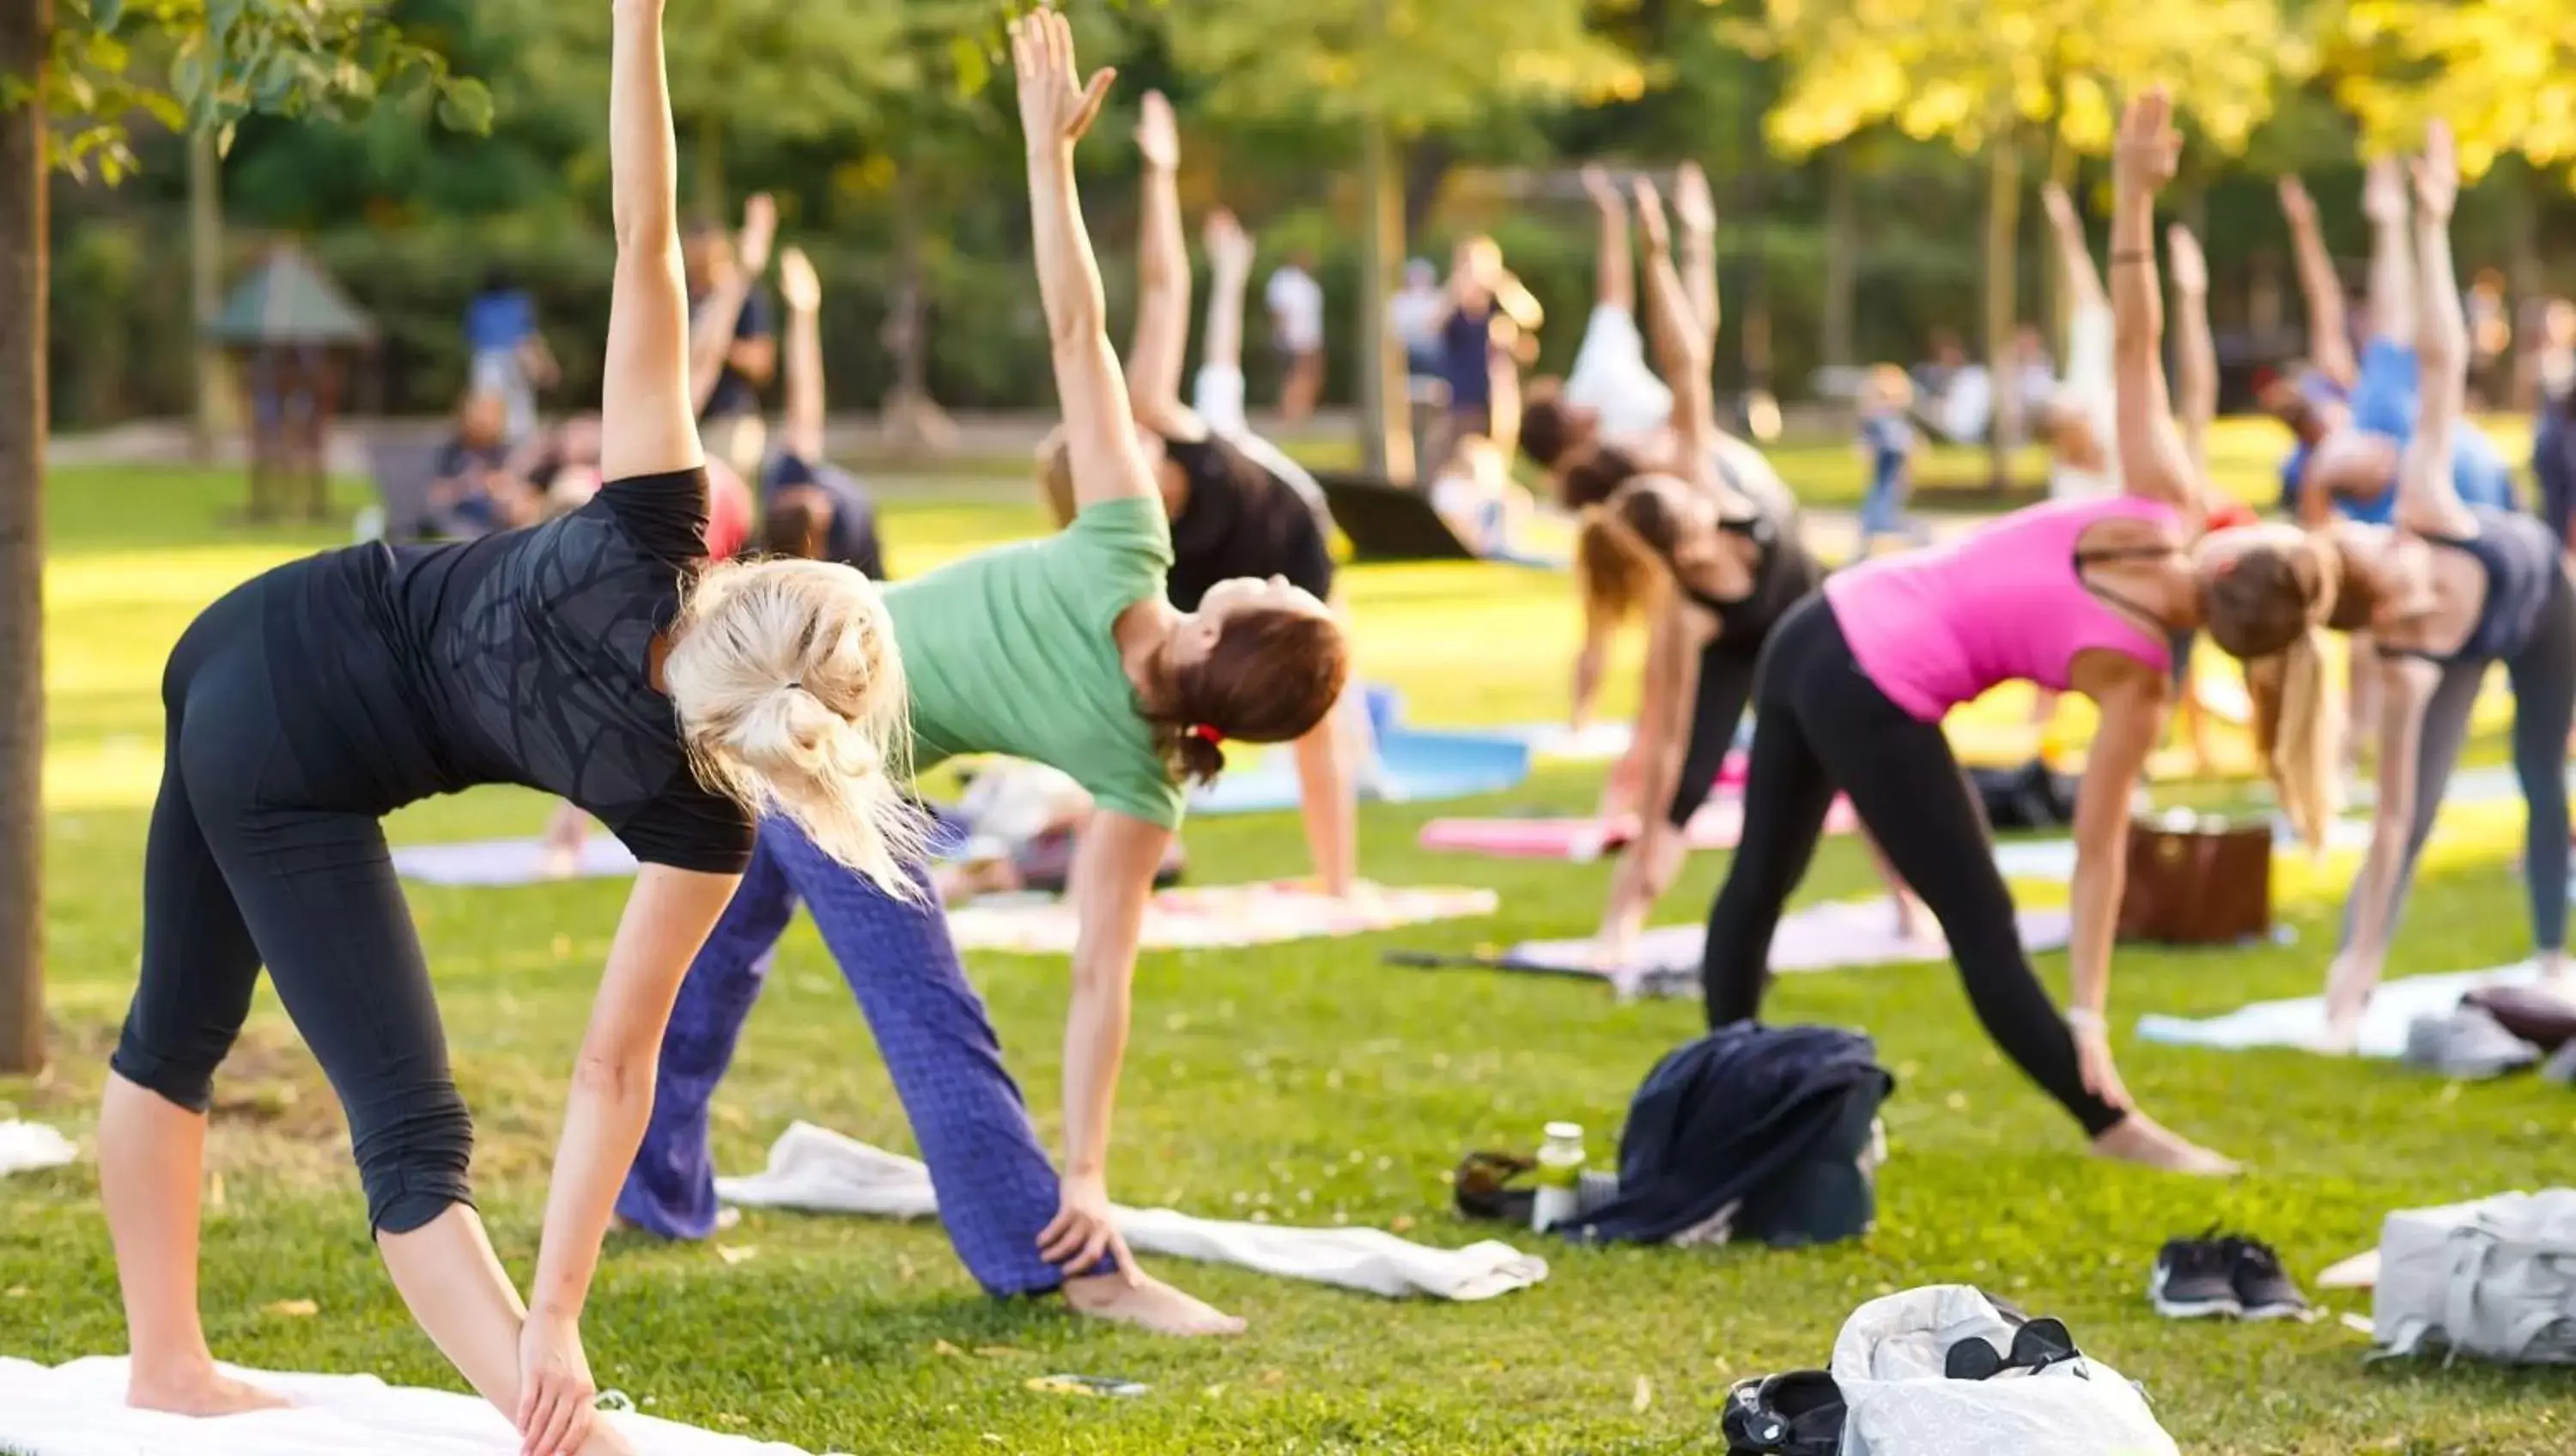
1700, 595, 2124, 1137
111, 577, 472, 1234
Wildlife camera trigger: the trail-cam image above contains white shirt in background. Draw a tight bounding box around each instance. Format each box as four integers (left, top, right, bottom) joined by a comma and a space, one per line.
2046, 302, 2121, 501
1388, 283, 1445, 362
1266, 267, 1326, 354
1564, 305, 1675, 450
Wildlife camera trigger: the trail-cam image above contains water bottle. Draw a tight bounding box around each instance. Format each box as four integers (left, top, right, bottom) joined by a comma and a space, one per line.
1531, 1122, 1586, 1233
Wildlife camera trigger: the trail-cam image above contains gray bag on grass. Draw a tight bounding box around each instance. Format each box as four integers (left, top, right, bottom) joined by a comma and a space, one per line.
1828, 1286, 2178, 1456
2372, 1189, 2576, 1364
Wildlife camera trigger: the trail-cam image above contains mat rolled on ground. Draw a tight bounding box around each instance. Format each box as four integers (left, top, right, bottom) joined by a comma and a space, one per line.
0, 1357, 821, 1456
1418, 797, 1859, 862
716, 1123, 1546, 1301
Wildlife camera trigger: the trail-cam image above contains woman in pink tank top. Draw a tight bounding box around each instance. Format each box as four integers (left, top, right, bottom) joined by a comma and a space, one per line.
1698, 92, 2378, 1177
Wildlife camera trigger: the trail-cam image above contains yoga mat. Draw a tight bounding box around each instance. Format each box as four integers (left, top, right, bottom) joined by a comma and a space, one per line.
2133, 962, 2544, 1059
388, 835, 639, 887
0, 1121, 76, 1178
1417, 796, 1860, 862
945, 881, 1498, 955
1411, 900, 2074, 998
0, 1356, 817, 1456
1444, 720, 1637, 762
1191, 730, 1532, 816
718, 1122, 1546, 1301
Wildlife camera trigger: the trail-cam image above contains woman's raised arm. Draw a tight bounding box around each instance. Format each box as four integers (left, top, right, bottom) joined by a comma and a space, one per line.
597, 0, 702, 486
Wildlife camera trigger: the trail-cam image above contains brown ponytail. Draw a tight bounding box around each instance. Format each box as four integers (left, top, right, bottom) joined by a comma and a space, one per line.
2205, 534, 2347, 852
1577, 507, 1661, 628
1146, 607, 1350, 786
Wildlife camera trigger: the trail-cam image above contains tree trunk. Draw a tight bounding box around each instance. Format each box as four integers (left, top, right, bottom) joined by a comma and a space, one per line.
2044, 130, 2075, 359
878, 165, 955, 458
0, 0, 52, 1075
1357, 114, 1412, 482
1820, 146, 1856, 372
2503, 163, 2544, 414
1983, 131, 2023, 494
1400, 135, 1456, 243
691, 114, 725, 219
190, 123, 226, 463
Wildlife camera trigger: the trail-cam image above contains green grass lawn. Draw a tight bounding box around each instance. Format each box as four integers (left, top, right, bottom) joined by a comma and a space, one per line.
4, 452, 2572, 1454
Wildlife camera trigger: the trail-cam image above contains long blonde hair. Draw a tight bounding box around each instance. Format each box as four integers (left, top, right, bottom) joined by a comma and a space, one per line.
2202, 534, 2348, 851
662, 558, 925, 895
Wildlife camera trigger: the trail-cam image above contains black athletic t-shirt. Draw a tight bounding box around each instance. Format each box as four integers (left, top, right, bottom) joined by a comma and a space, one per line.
1163, 432, 1335, 610
264, 468, 754, 872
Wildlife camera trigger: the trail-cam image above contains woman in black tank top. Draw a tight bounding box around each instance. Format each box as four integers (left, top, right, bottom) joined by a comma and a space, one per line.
1583, 179, 1912, 964
1033, 88, 1364, 896
100, 9, 918, 1447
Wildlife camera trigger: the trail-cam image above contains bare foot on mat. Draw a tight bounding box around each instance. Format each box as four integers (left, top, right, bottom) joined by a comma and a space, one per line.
2091, 1115, 2239, 1177
127, 1367, 293, 1417
1063, 1271, 1247, 1337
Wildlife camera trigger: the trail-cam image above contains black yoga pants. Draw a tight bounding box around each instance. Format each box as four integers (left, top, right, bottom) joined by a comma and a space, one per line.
1668, 643, 1759, 829
111, 578, 472, 1234
1699, 595, 2124, 1137
2341, 567, 2576, 956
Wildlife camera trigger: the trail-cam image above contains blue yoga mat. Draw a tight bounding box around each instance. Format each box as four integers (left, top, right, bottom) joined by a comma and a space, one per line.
1189, 730, 1534, 816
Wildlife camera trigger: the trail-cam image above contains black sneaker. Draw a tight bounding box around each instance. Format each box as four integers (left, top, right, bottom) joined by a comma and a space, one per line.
2224, 1235, 2311, 1321
2149, 1232, 2242, 1319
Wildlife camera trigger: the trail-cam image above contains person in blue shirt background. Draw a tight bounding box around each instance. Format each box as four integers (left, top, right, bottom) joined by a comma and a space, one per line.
461, 268, 556, 447
1853, 364, 1925, 558
684, 196, 781, 480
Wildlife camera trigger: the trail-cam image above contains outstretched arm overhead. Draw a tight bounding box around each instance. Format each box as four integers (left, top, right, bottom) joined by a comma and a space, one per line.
1016, 9, 1154, 518
2362, 157, 2416, 351
685, 195, 775, 416
2395, 121, 2476, 538
1631, 178, 1718, 495
1126, 90, 1199, 436
2107, 88, 2202, 522
2041, 181, 2109, 316
2277, 176, 2357, 387
777, 247, 826, 465
598, 0, 702, 484
2166, 223, 2218, 479
1581, 165, 1634, 317
1200, 210, 1255, 380
1674, 161, 1720, 351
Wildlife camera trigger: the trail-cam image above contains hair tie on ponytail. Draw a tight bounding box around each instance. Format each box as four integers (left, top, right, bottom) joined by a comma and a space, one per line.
1189, 723, 1224, 747
786, 679, 804, 691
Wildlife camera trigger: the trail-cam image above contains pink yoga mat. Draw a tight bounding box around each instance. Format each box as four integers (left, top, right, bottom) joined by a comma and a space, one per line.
1417, 797, 1858, 861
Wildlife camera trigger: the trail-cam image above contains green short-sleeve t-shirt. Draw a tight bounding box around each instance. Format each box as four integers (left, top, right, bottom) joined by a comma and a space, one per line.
884, 494, 1187, 829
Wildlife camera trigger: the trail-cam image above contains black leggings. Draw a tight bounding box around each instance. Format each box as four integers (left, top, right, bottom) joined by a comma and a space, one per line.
1668, 644, 1759, 828
1700, 595, 2124, 1137
112, 577, 471, 1234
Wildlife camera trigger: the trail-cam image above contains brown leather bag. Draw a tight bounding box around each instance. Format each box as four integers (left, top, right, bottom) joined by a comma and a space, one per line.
2117, 815, 2273, 945
2462, 985, 2576, 1053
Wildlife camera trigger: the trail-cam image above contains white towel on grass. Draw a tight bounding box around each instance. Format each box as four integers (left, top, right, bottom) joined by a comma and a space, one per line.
389, 836, 639, 887
2134, 962, 2543, 1059
718, 1122, 1546, 1302
0, 1356, 820, 1456
0, 1121, 76, 1177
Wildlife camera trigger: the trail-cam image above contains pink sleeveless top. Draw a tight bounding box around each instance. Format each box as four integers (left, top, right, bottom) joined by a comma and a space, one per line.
1823, 496, 2178, 722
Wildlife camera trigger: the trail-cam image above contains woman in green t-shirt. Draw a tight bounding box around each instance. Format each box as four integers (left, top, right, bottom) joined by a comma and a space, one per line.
621, 11, 1352, 1338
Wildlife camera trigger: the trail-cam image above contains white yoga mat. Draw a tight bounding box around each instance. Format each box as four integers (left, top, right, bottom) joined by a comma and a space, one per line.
945, 882, 1498, 956
2133, 962, 2544, 1059
389, 836, 638, 887
0, 1356, 818, 1456
0, 1121, 76, 1178
718, 1122, 1546, 1302
1510, 900, 2075, 984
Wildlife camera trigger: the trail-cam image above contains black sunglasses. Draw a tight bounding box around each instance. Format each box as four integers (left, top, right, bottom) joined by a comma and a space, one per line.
1943, 1315, 2087, 1382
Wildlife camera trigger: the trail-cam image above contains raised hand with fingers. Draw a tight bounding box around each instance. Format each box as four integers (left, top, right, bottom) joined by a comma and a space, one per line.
2410, 118, 2458, 221
737, 193, 778, 279
2112, 87, 2179, 196
2276, 174, 2316, 228
1012, 7, 1116, 152
1579, 163, 1619, 212
1136, 89, 1179, 172
1204, 209, 1255, 279
1630, 175, 1671, 254
1674, 161, 1716, 235
2166, 224, 2208, 296
2361, 155, 2408, 224
2040, 179, 2078, 232
778, 246, 820, 315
